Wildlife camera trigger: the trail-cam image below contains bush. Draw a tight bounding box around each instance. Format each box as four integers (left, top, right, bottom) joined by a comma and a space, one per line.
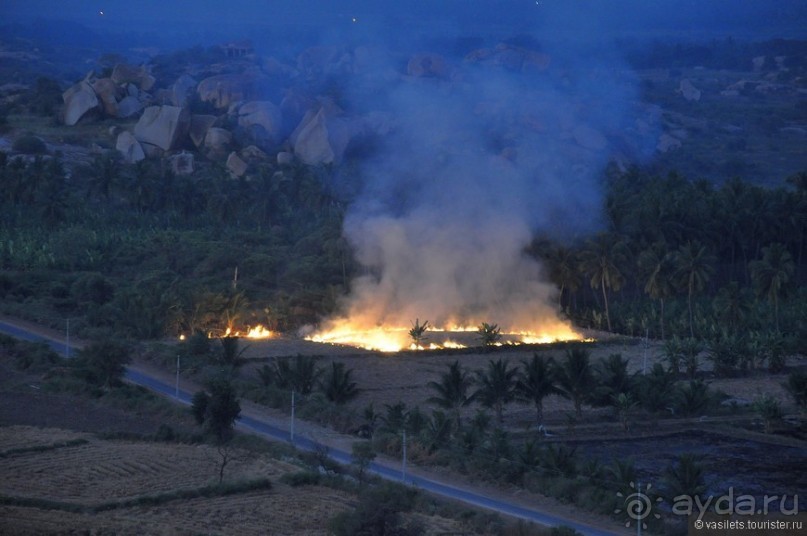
329, 482, 419, 536
12, 134, 47, 155
74, 340, 131, 388
280, 471, 321, 487
153, 424, 176, 442
784, 371, 807, 411
4, 337, 62, 372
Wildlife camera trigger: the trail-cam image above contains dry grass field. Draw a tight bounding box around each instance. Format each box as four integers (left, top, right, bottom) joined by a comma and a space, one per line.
0, 425, 351, 535
0, 425, 471, 535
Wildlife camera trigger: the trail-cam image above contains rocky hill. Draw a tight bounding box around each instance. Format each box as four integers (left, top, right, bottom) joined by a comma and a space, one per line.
1, 33, 806, 186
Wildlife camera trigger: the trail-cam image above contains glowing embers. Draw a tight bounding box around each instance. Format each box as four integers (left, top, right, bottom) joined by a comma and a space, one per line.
222, 325, 275, 339
305, 322, 583, 352
306, 326, 416, 353
179, 324, 275, 341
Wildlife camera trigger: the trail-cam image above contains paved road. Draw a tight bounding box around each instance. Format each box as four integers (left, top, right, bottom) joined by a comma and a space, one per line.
0, 320, 616, 536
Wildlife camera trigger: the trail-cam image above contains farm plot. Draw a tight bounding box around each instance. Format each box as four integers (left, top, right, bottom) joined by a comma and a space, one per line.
0, 429, 296, 505
0, 486, 355, 536
0, 425, 90, 453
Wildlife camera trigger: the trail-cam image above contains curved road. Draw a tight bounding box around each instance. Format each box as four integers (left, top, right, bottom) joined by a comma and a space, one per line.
0, 320, 616, 536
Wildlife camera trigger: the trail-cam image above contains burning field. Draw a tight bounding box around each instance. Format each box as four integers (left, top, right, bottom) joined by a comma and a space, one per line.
305, 322, 583, 353
290, 29, 648, 355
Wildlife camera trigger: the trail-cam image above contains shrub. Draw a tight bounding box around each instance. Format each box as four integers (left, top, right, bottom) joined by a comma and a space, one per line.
192, 379, 241, 444
752, 394, 783, 433
74, 340, 131, 388
784, 371, 807, 411
329, 482, 419, 536
7, 339, 61, 372
280, 471, 321, 487
351, 441, 376, 482
153, 424, 176, 442
180, 331, 211, 357
12, 134, 47, 154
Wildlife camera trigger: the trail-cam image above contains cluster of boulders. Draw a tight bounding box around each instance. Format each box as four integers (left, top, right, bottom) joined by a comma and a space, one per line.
62, 52, 397, 177
62, 64, 154, 126
66, 39, 751, 176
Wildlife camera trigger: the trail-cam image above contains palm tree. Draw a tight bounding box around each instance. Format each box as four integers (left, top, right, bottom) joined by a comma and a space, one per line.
591, 353, 636, 406
784, 371, 807, 413
637, 242, 675, 339
427, 360, 476, 432
555, 348, 595, 418
752, 394, 783, 434
608, 458, 638, 491
637, 363, 677, 413
579, 233, 629, 332
218, 336, 248, 369
422, 410, 452, 452
409, 318, 429, 348
474, 359, 518, 425
320, 362, 359, 405
379, 402, 409, 434
477, 322, 502, 347
516, 353, 561, 426
272, 355, 322, 395
749, 243, 795, 332
680, 337, 703, 379
612, 392, 639, 431
712, 281, 751, 334
674, 380, 714, 417
663, 454, 707, 503
544, 244, 582, 311
673, 241, 715, 338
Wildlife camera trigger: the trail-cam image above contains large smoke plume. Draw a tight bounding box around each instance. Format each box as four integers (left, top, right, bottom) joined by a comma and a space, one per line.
318, 22, 653, 336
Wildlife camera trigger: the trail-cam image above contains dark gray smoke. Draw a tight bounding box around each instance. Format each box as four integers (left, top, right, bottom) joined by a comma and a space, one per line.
320, 24, 654, 335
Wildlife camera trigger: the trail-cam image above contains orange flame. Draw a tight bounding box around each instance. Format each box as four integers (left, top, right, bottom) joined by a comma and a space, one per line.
306, 319, 582, 352
245, 325, 274, 339
189, 324, 275, 340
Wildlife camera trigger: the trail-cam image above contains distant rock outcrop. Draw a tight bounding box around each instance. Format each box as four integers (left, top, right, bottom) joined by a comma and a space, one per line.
115, 131, 145, 163
407, 54, 450, 78
292, 108, 341, 165
171, 75, 197, 108
226, 151, 248, 177
277, 151, 294, 166
204, 127, 232, 156
91, 78, 121, 116
297, 46, 350, 76
133, 105, 190, 151
236, 100, 283, 147
197, 73, 269, 109
466, 43, 550, 74
656, 133, 682, 153
116, 96, 143, 118
62, 80, 99, 126
678, 79, 701, 102
169, 151, 194, 175
111, 63, 155, 91
189, 115, 217, 147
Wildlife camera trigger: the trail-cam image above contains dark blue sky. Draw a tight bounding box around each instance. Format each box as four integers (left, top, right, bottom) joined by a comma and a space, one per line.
4, 0, 806, 42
